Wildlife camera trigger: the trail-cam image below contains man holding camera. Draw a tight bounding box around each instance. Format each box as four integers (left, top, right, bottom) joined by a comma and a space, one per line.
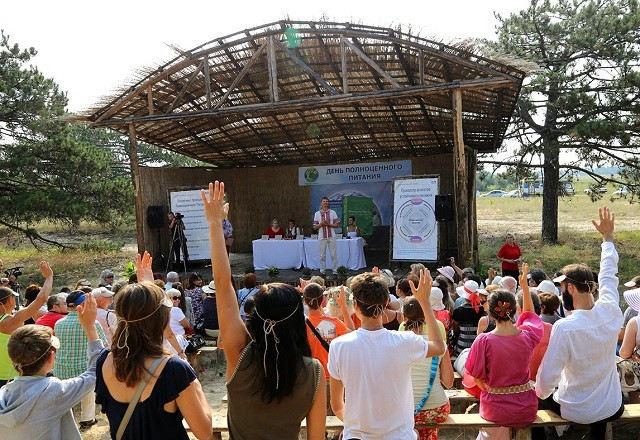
0, 260, 22, 305
168, 212, 189, 270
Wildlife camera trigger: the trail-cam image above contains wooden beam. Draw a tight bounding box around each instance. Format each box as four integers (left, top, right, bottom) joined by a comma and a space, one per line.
203, 54, 212, 109
343, 39, 402, 89
267, 37, 279, 102
419, 49, 424, 85
341, 36, 348, 94
452, 88, 470, 267
272, 38, 339, 95
97, 77, 515, 126
213, 39, 268, 110
146, 85, 154, 115
128, 124, 145, 256
167, 59, 205, 113
468, 149, 478, 267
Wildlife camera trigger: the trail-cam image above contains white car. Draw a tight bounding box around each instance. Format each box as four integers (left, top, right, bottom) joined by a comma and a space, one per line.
501, 189, 520, 198
584, 186, 607, 195
480, 190, 507, 197
612, 186, 629, 197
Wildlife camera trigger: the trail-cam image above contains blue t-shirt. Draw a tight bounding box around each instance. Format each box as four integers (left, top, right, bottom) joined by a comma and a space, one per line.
96, 350, 196, 440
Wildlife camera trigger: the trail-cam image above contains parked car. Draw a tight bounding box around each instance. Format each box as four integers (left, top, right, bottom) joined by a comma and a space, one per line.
501, 189, 520, 198
584, 186, 607, 195
612, 186, 629, 197
480, 190, 507, 197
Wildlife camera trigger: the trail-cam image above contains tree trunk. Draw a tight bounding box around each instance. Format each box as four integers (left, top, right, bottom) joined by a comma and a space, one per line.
541, 137, 560, 243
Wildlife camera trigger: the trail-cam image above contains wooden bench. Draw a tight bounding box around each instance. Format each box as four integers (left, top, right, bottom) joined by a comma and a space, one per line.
220, 389, 477, 407
192, 405, 640, 440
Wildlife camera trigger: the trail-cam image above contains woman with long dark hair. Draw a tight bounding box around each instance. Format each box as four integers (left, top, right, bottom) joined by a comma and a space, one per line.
201, 181, 326, 440
95, 255, 212, 440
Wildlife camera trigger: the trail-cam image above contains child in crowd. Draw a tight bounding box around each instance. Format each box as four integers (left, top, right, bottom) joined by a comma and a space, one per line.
465, 263, 543, 440
0, 293, 103, 440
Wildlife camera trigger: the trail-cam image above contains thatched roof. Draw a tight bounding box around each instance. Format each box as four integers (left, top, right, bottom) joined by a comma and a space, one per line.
82, 20, 525, 168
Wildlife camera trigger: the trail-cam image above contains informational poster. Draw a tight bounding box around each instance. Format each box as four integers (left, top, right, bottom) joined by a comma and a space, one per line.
391, 176, 439, 261
169, 189, 210, 261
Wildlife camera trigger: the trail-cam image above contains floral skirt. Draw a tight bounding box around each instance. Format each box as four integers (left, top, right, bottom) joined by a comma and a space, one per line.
414, 401, 451, 440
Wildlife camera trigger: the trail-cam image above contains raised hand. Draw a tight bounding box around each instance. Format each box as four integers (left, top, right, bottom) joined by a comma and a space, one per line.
136, 251, 154, 283
409, 268, 433, 303
519, 262, 529, 291
591, 206, 614, 242
299, 278, 310, 291
371, 266, 380, 275
336, 285, 348, 307
200, 181, 229, 225
77, 292, 98, 331
39, 261, 53, 279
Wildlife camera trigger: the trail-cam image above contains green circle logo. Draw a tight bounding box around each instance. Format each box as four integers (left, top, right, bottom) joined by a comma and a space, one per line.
304, 167, 319, 183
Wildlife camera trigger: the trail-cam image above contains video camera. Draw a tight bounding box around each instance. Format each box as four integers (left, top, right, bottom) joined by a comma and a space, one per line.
175, 213, 184, 220
4, 266, 23, 277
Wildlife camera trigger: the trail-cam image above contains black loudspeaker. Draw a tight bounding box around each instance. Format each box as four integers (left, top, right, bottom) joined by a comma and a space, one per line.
147, 205, 167, 229
434, 195, 454, 222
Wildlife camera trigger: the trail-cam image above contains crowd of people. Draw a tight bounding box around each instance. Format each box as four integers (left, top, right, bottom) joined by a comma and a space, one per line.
0, 181, 637, 440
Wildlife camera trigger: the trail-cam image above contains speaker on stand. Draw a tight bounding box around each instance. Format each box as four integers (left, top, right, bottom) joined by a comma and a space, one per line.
147, 205, 167, 267
434, 195, 454, 268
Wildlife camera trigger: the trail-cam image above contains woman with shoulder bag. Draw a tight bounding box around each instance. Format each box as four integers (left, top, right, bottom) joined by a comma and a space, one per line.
95, 253, 212, 440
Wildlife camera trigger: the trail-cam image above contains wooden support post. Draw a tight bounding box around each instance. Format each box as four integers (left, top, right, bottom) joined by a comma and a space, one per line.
468, 149, 479, 267
204, 54, 212, 109
128, 123, 145, 256
452, 88, 470, 267
147, 85, 154, 115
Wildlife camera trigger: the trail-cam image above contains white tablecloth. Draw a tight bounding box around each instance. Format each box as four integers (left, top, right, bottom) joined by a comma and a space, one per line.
303, 237, 367, 270
252, 239, 305, 270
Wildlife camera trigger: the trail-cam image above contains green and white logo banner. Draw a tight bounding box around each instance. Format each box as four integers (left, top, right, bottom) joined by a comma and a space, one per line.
298, 160, 412, 186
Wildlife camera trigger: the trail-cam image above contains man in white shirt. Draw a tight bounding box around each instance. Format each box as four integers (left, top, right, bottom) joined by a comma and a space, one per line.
327, 269, 445, 440
92, 287, 116, 345
313, 197, 340, 275
535, 207, 624, 440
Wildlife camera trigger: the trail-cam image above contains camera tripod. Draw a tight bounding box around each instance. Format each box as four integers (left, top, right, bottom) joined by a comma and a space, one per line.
166, 219, 188, 273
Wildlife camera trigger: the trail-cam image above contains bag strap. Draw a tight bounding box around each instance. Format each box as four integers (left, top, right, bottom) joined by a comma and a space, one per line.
116, 357, 165, 440
306, 318, 331, 352
414, 356, 440, 416
238, 288, 256, 306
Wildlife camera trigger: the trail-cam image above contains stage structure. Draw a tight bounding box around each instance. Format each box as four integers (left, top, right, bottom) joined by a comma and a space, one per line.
78, 20, 526, 268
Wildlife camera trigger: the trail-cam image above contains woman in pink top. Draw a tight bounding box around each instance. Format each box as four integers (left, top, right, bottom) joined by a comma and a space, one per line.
465, 263, 543, 440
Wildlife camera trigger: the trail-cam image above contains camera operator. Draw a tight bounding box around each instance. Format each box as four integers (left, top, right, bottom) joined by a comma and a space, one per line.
0, 260, 22, 305
167, 212, 189, 269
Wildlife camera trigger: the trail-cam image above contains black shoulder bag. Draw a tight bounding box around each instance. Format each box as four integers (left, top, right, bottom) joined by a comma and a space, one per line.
305, 318, 330, 352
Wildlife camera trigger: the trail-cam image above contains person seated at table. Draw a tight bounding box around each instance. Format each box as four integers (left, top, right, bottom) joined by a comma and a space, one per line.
285, 219, 301, 239
263, 219, 285, 239
344, 216, 361, 238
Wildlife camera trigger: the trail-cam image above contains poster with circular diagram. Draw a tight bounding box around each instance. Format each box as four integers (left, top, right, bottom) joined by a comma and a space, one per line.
394, 198, 436, 243
391, 177, 439, 261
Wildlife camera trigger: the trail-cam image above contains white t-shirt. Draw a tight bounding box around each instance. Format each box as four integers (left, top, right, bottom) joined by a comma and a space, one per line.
170, 307, 187, 336
328, 328, 428, 440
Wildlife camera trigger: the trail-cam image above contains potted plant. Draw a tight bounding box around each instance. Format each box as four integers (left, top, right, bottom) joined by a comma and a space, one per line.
336, 266, 349, 280
301, 267, 312, 278
267, 266, 280, 279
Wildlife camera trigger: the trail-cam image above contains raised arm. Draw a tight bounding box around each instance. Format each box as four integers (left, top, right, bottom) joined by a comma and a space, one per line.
336, 286, 355, 331
592, 206, 620, 306
410, 269, 445, 358
201, 182, 250, 378
8, 262, 53, 330
519, 263, 534, 314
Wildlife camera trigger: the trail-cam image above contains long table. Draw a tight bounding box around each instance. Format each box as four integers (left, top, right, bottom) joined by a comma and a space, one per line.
302, 237, 366, 270
252, 239, 306, 270
251, 237, 366, 270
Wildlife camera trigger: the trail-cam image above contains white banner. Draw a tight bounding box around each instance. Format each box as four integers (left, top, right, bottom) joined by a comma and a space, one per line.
299, 160, 411, 186
170, 189, 210, 261
391, 177, 439, 261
